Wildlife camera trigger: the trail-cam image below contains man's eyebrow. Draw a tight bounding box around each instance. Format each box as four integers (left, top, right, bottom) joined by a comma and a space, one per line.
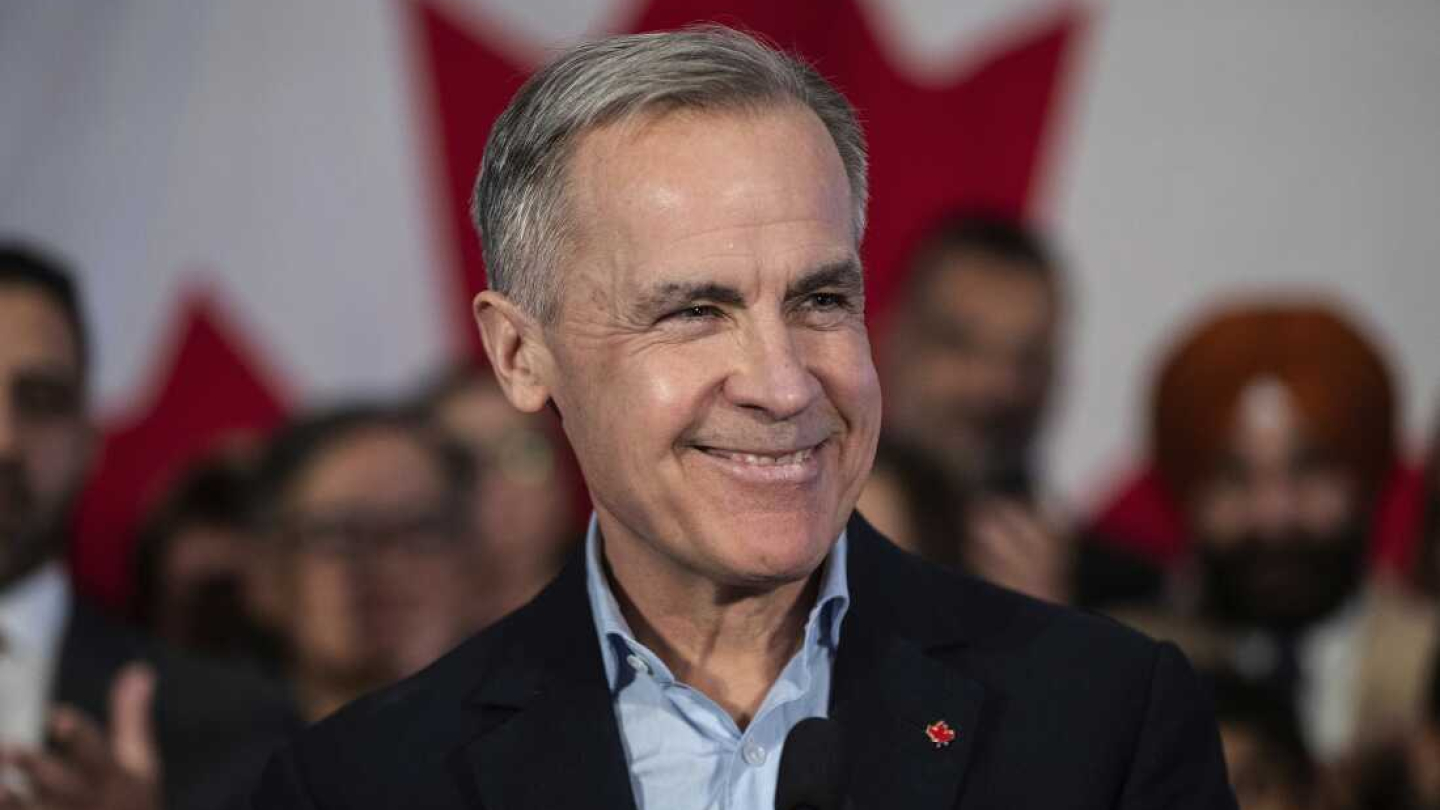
631, 281, 747, 319
786, 260, 864, 301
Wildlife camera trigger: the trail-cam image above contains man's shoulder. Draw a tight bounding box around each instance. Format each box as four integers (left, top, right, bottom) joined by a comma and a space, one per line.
851, 515, 1162, 669
296, 604, 516, 761
263, 610, 521, 808
842, 523, 1233, 808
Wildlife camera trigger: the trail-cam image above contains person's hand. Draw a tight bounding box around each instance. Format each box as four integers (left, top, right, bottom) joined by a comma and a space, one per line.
0, 662, 161, 810
964, 497, 1073, 604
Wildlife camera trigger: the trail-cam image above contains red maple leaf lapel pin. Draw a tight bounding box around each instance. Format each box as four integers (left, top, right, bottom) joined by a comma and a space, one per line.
925, 720, 957, 748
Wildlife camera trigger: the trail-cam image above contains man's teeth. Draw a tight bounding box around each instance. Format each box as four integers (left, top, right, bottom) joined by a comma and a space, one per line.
707, 447, 814, 466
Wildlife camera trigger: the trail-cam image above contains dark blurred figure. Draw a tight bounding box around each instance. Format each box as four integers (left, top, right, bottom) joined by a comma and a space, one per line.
414, 364, 583, 629
1208, 670, 1318, 810
858, 439, 967, 569
879, 213, 1058, 495
131, 450, 281, 663
1129, 301, 1438, 765
860, 212, 1161, 607
252, 406, 482, 722
0, 242, 294, 809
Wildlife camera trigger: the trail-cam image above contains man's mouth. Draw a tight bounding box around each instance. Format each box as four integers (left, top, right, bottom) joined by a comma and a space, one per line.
695, 445, 818, 467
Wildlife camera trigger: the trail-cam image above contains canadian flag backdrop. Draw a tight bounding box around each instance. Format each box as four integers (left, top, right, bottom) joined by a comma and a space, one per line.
2, 0, 1438, 610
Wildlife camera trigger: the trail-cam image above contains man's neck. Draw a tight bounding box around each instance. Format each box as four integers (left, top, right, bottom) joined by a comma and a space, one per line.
599, 523, 822, 729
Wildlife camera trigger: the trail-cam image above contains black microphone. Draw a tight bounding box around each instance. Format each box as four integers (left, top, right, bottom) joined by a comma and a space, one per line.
774, 717, 846, 810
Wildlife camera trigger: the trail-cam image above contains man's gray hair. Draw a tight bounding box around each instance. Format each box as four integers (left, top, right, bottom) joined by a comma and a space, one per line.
471, 25, 869, 322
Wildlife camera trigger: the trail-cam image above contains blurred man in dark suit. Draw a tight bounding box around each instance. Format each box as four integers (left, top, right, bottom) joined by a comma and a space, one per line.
0, 243, 295, 809
1130, 302, 1437, 768
252, 26, 1234, 809
862, 215, 1160, 608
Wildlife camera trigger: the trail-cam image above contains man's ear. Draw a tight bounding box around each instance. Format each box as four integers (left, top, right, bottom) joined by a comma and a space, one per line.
473, 290, 555, 413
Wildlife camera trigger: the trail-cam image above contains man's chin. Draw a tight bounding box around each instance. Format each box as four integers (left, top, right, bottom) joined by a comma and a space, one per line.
698, 510, 841, 584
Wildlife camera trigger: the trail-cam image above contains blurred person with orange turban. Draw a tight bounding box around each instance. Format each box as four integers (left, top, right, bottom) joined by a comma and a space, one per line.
1130, 301, 1438, 770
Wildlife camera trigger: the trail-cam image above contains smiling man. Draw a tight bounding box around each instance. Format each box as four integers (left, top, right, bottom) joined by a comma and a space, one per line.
251, 26, 1234, 809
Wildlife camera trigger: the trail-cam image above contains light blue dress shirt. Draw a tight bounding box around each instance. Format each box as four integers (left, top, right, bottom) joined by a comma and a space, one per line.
585, 517, 851, 810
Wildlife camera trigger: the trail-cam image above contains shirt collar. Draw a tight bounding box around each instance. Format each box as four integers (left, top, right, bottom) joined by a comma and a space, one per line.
584, 514, 850, 693
0, 562, 71, 655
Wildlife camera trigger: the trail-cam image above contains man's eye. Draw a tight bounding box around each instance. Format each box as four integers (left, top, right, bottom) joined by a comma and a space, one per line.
665, 305, 723, 321
802, 292, 851, 312
12, 376, 81, 419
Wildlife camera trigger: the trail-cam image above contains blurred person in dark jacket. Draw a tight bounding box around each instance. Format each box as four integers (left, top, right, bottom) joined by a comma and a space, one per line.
860, 213, 1160, 607
414, 365, 583, 629
0, 242, 295, 810
1124, 301, 1438, 766
131, 450, 283, 666
253, 406, 482, 722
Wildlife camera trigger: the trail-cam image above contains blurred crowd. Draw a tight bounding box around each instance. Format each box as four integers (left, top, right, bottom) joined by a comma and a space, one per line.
2, 216, 1438, 808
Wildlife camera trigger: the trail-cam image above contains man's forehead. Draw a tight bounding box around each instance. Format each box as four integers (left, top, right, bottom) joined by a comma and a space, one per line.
293, 428, 447, 508
920, 252, 1053, 303
1226, 377, 1311, 459
568, 107, 850, 230
561, 108, 855, 307
0, 285, 82, 377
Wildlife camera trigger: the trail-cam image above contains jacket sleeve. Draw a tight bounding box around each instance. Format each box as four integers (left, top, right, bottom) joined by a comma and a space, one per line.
1117, 641, 1238, 810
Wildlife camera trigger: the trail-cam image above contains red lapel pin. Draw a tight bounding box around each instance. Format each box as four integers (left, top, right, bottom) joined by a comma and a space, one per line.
925, 720, 956, 748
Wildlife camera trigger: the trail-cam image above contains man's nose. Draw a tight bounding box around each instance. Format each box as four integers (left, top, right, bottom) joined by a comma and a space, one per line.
723, 319, 821, 420
1250, 475, 1301, 540
970, 348, 1037, 405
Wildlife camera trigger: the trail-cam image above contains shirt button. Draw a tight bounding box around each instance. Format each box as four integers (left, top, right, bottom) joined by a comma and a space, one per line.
625, 653, 649, 675
742, 743, 767, 766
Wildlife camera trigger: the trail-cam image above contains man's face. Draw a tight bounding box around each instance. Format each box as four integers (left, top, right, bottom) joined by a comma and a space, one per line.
537, 105, 880, 590
0, 286, 90, 587
882, 254, 1057, 490
280, 427, 476, 680
1189, 379, 1367, 631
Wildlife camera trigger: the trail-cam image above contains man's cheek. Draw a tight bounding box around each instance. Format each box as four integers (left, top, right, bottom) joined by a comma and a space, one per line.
636, 355, 717, 434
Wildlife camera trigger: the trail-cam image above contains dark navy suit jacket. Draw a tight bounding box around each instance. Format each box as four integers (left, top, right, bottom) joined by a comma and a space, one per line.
251, 514, 1237, 809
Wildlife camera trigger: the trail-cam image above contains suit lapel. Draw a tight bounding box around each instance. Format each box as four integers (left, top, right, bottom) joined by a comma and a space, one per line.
832, 516, 987, 810
458, 556, 638, 810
